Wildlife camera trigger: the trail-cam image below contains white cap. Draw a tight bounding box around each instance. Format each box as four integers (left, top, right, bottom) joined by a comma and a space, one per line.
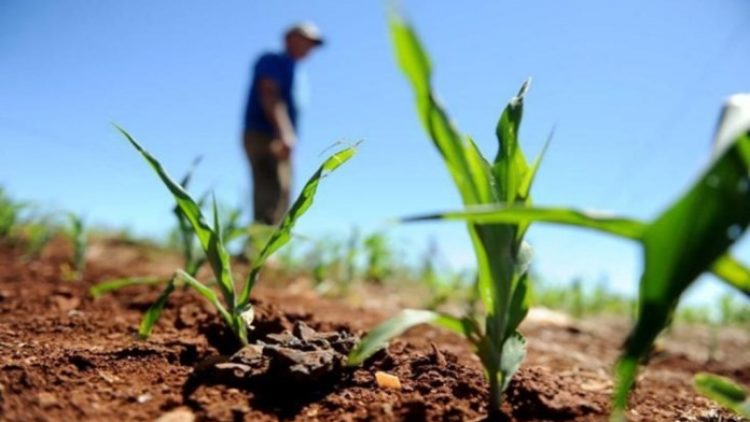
285, 22, 325, 46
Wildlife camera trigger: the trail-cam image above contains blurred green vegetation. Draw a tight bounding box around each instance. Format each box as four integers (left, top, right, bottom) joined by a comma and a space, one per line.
2, 185, 748, 328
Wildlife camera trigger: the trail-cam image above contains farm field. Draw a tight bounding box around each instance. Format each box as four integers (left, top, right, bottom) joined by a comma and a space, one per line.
1, 237, 747, 421
3, 3, 750, 421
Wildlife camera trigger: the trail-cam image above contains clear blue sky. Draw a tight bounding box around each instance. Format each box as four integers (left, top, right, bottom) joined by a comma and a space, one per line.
1, 1, 749, 304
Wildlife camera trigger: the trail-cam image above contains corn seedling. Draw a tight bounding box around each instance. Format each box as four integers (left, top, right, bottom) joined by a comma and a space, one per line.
116, 126, 356, 345
398, 94, 750, 419
348, 13, 548, 417
67, 213, 86, 277
22, 219, 55, 258
91, 158, 214, 296
363, 231, 393, 283
694, 373, 750, 418
541, 279, 632, 318
0, 187, 25, 238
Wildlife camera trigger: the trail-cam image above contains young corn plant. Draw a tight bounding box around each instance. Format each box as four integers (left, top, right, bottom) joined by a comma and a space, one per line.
67, 212, 87, 278
348, 14, 548, 416
363, 231, 393, 283
90, 157, 212, 297
115, 126, 356, 345
0, 187, 25, 238
694, 373, 750, 418
398, 94, 750, 419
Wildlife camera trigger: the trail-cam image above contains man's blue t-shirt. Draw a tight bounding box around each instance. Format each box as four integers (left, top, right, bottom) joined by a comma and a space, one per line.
244, 52, 298, 135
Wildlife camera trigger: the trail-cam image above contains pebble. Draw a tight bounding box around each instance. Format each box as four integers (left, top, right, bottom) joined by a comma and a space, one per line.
136, 393, 152, 404
375, 371, 402, 390
37, 392, 58, 408
155, 407, 196, 422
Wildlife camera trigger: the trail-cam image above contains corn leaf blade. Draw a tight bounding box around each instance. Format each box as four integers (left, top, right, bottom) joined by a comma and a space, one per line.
176, 269, 233, 325
390, 14, 481, 204
347, 309, 476, 366
90, 276, 165, 298
402, 205, 647, 240
116, 126, 236, 308
694, 373, 750, 418
138, 277, 176, 339
711, 255, 750, 297
239, 145, 357, 305
613, 129, 750, 413
499, 332, 526, 392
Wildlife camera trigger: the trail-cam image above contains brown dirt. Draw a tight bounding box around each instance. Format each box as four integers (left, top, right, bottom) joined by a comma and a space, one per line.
0, 239, 748, 421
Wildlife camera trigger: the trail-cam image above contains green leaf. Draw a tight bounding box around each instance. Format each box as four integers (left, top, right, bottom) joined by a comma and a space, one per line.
402, 205, 647, 240
711, 255, 750, 297
499, 332, 526, 392
493, 79, 531, 205
347, 309, 477, 366
505, 272, 531, 340
238, 145, 357, 306
115, 126, 236, 308
176, 269, 233, 326
516, 129, 553, 242
173, 156, 203, 274
67, 212, 86, 273
389, 14, 483, 204
694, 373, 750, 418
613, 129, 750, 414
138, 277, 176, 339
90, 276, 164, 298
178, 155, 203, 189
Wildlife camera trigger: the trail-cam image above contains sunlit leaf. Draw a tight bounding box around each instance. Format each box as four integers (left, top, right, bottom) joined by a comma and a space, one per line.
116, 126, 236, 308
499, 332, 526, 392
238, 145, 357, 306
711, 255, 750, 297
614, 130, 750, 412
694, 373, 750, 418
138, 277, 176, 339
90, 276, 164, 298
347, 309, 477, 366
402, 205, 647, 240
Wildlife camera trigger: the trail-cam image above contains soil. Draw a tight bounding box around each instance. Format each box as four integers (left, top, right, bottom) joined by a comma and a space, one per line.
0, 238, 748, 421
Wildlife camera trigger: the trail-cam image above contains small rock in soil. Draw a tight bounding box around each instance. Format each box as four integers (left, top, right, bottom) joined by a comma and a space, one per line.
136, 393, 152, 404
155, 407, 196, 422
36, 392, 58, 408
221, 321, 358, 387
430, 343, 447, 367
375, 371, 402, 390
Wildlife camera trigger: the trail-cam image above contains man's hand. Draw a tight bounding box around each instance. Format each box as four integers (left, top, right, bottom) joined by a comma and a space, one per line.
258, 77, 296, 161
270, 137, 294, 160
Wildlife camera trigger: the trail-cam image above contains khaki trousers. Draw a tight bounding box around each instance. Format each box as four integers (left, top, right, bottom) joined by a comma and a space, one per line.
243, 131, 291, 225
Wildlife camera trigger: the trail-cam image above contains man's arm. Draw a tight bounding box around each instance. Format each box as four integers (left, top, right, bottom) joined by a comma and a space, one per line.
258, 77, 295, 160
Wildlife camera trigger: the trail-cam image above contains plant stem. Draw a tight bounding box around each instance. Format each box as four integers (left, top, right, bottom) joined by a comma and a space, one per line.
488, 369, 502, 420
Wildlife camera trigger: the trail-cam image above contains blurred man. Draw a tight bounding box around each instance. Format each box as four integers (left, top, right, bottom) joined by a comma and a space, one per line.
243, 22, 324, 225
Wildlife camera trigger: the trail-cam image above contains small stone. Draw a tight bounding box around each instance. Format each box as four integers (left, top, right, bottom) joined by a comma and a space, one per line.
97, 370, 120, 384
214, 363, 252, 379
430, 343, 447, 366
52, 296, 80, 312
155, 407, 196, 422
230, 344, 265, 366
293, 321, 317, 341
136, 393, 152, 404
37, 392, 58, 408
375, 371, 402, 390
